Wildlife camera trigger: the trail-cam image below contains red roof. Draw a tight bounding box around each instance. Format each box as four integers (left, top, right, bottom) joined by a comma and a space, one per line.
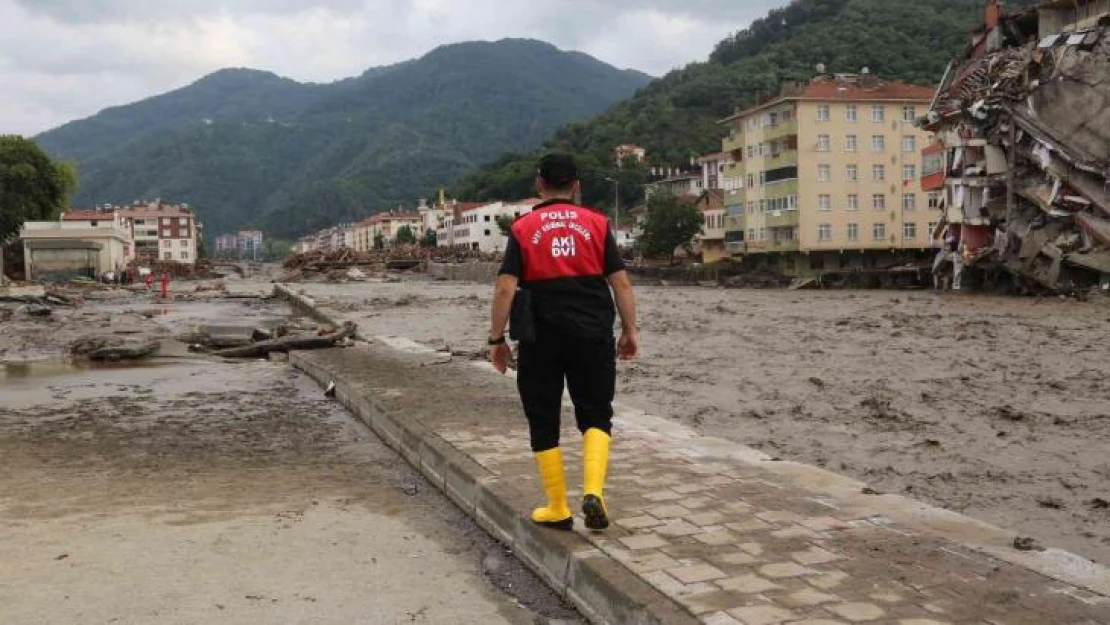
722, 76, 935, 122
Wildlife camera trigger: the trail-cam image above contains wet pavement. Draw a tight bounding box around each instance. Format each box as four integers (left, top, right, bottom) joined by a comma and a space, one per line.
0, 296, 580, 624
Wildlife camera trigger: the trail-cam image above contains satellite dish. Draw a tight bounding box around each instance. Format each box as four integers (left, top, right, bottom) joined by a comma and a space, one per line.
816, 63, 827, 75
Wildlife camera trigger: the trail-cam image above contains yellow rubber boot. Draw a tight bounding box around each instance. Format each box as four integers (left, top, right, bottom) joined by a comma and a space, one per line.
582, 428, 611, 530
531, 448, 573, 530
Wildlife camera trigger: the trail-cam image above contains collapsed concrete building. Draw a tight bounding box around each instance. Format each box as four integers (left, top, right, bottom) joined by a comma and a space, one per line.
921, 0, 1110, 295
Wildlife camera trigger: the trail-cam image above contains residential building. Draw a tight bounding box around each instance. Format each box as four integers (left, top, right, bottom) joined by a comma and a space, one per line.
214, 234, 239, 257
718, 71, 940, 274
21, 214, 130, 281
352, 211, 424, 252
1036, 0, 1110, 38
694, 190, 728, 263
612, 144, 647, 165
237, 230, 264, 260
439, 199, 541, 252
646, 172, 702, 199
697, 152, 740, 191
614, 227, 636, 249
119, 201, 202, 265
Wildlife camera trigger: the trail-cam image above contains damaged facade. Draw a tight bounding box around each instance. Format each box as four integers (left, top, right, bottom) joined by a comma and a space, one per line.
921, 0, 1110, 294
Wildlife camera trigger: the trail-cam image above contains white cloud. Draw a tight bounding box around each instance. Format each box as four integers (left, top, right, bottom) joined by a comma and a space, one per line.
0, 0, 785, 135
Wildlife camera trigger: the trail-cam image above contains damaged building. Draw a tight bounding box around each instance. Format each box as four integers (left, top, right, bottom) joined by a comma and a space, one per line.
921, 0, 1110, 295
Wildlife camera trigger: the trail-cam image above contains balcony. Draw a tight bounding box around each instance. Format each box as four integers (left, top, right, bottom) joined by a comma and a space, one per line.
763, 120, 798, 142
722, 134, 744, 153
769, 238, 800, 252
765, 210, 799, 229
764, 149, 798, 166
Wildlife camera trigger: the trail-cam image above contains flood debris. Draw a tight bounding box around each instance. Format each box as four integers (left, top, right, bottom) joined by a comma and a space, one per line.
921, 0, 1110, 297
207, 321, 357, 359
70, 337, 161, 362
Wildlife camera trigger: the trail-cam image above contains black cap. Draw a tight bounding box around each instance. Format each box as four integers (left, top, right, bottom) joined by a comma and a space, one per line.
537, 153, 578, 188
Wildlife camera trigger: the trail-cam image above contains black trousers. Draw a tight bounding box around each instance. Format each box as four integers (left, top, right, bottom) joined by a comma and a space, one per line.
516, 336, 615, 453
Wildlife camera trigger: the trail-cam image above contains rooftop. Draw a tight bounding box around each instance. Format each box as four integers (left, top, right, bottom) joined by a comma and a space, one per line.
721, 74, 936, 123
61, 210, 117, 221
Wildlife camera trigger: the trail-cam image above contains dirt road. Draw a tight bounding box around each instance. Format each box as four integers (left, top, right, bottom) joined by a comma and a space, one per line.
295, 279, 1110, 566
0, 298, 579, 625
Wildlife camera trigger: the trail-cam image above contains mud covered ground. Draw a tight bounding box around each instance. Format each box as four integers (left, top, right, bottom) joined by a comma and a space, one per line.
0, 296, 579, 624
296, 280, 1110, 566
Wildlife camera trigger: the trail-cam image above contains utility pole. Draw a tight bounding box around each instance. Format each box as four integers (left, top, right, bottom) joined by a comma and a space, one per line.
604, 177, 620, 234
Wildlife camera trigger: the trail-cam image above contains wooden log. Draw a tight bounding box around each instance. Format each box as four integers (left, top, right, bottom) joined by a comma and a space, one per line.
212, 321, 357, 358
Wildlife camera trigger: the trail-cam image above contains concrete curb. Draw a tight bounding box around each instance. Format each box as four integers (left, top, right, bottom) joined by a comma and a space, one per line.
273, 284, 344, 327
289, 349, 699, 625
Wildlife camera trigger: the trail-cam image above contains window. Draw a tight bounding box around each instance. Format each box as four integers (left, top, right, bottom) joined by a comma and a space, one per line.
846, 105, 858, 122
846, 165, 859, 182
872, 105, 885, 122
847, 194, 859, 211
902, 136, 916, 153
903, 193, 917, 211
817, 135, 830, 151
872, 194, 887, 210
162, 229, 171, 238
747, 174, 755, 188
782, 109, 793, 122
903, 164, 916, 181
161, 218, 171, 226
759, 199, 766, 213
788, 195, 797, 209
747, 201, 755, 214
748, 228, 756, 241
847, 222, 859, 242
747, 146, 755, 158
759, 171, 767, 186
163, 252, 172, 260
484, 229, 491, 236
927, 191, 942, 209
902, 105, 916, 122
873, 222, 887, 241
872, 164, 885, 181
819, 194, 832, 211
904, 223, 917, 240
759, 228, 767, 241
179, 217, 188, 226
928, 221, 938, 238
816, 104, 830, 121
484, 215, 490, 222
871, 135, 885, 151
181, 251, 190, 260
846, 134, 858, 152
818, 224, 832, 241
818, 165, 831, 182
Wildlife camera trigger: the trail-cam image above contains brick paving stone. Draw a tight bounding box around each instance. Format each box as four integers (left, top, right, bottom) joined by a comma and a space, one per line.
737, 542, 765, 556
616, 514, 664, 530
756, 510, 804, 524
689, 511, 728, 526
669, 563, 729, 584
776, 588, 840, 607
642, 569, 716, 597
678, 589, 750, 615
726, 604, 798, 625
619, 533, 669, 550
791, 546, 843, 565
712, 551, 759, 567
683, 496, 716, 509
622, 552, 681, 574
643, 489, 684, 502
758, 562, 817, 579
654, 504, 692, 519
696, 529, 738, 546
674, 482, 712, 494
656, 519, 704, 537
726, 519, 773, 534
826, 602, 888, 622
716, 573, 782, 594
800, 516, 852, 532
896, 620, 954, 625
702, 612, 745, 625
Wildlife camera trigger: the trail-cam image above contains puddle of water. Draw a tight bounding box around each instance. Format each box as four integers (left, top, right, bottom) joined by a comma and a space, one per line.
0, 357, 180, 383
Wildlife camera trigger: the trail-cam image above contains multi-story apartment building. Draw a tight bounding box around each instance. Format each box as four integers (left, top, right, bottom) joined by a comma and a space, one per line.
213, 234, 238, 257
237, 230, 264, 259
352, 211, 424, 252
719, 72, 941, 275
119, 201, 202, 265
438, 200, 541, 252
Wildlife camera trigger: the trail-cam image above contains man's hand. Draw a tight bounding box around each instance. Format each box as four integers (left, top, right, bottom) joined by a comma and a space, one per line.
490, 342, 513, 374
617, 329, 638, 361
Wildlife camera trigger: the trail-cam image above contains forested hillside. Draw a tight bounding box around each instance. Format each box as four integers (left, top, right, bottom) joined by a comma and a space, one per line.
454, 0, 1039, 210
35, 40, 651, 238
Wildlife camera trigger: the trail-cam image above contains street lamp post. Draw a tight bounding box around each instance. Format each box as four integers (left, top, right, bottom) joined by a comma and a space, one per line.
603, 177, 620, 234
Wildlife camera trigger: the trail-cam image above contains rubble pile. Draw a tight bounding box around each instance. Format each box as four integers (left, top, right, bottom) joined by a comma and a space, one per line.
923, 1, 1110, 296
280, 245, 503, 282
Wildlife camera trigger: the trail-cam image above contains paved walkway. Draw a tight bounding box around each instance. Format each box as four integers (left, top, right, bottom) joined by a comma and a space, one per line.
286, 291, 1110, 625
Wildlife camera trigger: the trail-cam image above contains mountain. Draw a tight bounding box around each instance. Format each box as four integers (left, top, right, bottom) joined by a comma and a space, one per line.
453, 0, 1041, 208
35, 39, 652, 238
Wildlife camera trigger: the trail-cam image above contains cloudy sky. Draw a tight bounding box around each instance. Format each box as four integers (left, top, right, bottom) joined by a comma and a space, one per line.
0, 0, 786, 136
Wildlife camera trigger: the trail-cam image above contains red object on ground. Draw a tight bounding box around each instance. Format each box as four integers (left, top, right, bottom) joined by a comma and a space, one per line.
160, 271, 169, 299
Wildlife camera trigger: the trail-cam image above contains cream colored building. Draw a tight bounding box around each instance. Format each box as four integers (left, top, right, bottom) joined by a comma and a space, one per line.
21, 217, 130, 281
352, 211, 424, 252
720, 73, 942, 274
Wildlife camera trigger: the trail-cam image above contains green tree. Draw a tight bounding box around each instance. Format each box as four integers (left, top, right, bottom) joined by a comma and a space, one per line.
373, 232, 385, 251
640, 192, 704, 260
394, 225, 417, 246
495, 214, 515, 237
0, 136, 77, 243
421, 228, 438, 248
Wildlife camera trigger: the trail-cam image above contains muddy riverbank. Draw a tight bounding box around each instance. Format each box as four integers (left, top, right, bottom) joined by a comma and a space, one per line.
0, 294, 579, 624
292, 279, 1110, 566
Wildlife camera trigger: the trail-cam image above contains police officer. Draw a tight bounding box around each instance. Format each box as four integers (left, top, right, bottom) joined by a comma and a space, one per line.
489, 153, 638, 531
